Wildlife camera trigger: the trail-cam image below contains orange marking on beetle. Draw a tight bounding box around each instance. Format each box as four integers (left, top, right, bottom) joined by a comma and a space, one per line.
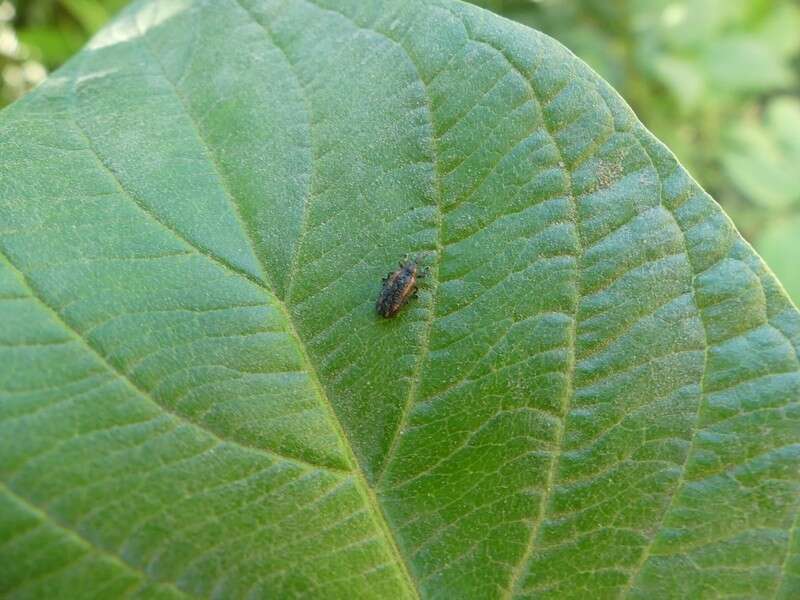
376, 256, 427, 318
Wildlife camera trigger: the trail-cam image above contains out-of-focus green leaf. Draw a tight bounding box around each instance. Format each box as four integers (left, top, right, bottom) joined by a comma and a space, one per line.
651, 55, 704, 112
16, 25, 85, 66
759, 2, 800, 56
757, 217, 800, 305
769, 98, 800, 165
723, 97, 800, 208
59, 0, 112, 34
704, 36, 794, 92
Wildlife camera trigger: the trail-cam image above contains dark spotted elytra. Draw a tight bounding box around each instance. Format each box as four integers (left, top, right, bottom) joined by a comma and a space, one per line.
376, 256, 427, 318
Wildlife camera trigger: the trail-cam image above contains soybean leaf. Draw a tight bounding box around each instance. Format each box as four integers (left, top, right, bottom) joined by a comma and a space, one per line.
1, 1, 798, 598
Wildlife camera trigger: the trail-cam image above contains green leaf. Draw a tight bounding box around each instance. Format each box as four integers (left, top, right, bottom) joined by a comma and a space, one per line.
702, 35, 794, 92
59, 0, 113, 34
650, 55, 705, 112
16, 25, 86, 67
722, 97, 800, 208
757, 218, 800, 307
1, 0, 799, 598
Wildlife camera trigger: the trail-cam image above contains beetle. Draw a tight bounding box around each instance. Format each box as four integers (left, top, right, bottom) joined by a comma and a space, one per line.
376, 256, 427, 318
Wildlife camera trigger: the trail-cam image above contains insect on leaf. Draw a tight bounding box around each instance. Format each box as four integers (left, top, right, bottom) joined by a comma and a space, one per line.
1, 0, 799, 598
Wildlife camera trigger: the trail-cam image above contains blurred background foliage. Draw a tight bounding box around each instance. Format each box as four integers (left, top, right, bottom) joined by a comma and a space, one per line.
0, 0, 126, 105
1, 0, 799, 303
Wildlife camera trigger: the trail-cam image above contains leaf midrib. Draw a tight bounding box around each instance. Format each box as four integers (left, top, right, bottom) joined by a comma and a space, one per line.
282, 2, 582, 595
261, 0, 447, 493
261, 0, 578, 594
130, 1, 423, 595
0, 7, 416, 594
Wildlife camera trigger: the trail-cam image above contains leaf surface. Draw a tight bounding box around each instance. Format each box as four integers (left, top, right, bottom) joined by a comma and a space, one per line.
1, 0, 799, 598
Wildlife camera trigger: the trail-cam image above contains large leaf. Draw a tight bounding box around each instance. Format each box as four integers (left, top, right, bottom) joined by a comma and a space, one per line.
1, 0, 799, 598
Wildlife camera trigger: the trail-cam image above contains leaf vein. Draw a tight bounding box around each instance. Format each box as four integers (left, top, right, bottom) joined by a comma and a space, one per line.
0, 482, 194, 599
